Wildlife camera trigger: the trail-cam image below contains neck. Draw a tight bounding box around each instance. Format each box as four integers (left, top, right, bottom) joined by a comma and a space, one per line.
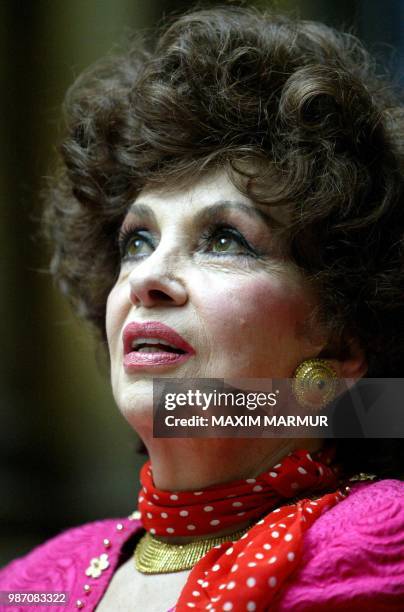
139, 437, 325, 545
144, 437, 323, 491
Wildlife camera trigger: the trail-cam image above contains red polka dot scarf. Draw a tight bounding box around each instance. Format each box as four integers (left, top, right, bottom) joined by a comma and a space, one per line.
138, 448, 345, 611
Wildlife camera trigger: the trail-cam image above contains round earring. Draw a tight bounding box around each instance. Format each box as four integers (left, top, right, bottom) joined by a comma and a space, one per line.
292, 359, 338, 410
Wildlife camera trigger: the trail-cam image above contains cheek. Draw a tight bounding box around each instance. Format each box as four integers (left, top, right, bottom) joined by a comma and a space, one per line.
196, 273, 311, 348
105, 284, 127, 349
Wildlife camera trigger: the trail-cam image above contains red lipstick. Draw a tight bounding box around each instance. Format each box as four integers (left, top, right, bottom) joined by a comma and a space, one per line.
122, 321, 195, 371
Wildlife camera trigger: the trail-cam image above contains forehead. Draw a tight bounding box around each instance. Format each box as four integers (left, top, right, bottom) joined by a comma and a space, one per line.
133, 169, 251, 213
125, 168, 291, 231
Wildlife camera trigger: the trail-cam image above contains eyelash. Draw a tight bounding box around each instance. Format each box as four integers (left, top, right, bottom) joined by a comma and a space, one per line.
117, 223, 259, 261
117, 225, 152, 259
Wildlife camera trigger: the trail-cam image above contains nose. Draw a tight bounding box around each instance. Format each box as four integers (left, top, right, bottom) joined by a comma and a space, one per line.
128, 252, 188, 308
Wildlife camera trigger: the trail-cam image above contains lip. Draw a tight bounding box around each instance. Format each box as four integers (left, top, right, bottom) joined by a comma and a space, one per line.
122, 321, 195, 371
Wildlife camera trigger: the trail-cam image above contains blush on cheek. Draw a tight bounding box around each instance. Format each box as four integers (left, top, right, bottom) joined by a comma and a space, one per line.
203, 274, 309, 331
196, 273, 315, 377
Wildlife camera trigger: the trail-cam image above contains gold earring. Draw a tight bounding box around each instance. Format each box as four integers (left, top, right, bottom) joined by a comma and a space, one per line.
292, 359, 338, 410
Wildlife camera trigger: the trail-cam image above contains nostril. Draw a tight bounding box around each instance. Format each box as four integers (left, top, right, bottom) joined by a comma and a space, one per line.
149, 289, 173, 301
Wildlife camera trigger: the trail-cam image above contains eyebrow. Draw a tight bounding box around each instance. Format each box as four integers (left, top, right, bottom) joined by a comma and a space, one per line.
125, 200, 280, 230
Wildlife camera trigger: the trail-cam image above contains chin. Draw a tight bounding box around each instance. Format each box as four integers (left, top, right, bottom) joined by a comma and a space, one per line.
115, 379, 154, 421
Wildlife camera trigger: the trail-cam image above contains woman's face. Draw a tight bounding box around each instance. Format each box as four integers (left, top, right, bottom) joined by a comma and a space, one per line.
106, 170, 326, 426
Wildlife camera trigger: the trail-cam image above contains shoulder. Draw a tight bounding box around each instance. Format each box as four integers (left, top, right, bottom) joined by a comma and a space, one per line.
305, 478, 404, 547
0, 514, 142, 610
275, 479, 404, 611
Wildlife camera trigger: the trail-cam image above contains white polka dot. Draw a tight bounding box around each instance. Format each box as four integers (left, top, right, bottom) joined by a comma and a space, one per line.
166, 527, 175, 533
263, 543, 271, 550
232, 501, 243, 507
306, 507, 313, 514
180, 510, 189, 517
287, 552, 295, 562
253, 485, 263, 492
192, 591, 200, 597
273, 508, 281, 513
269, 523, 276, 528
279, 523, 286, 528
287, 513, 295, 518
269, 556, 277, 564
204, 506, 214, 512
202, 581, 209, 588
284, 533, 293, 541
231, 564, 238, 573
153, 494, 159, 500
310, 501, 318, 506
212, 564, 221, 572
150, 528, 156, 534
318, 466, 324, 476
223, 603, 233, 611
247, 562, 256, 567
227, 581, 236, 590
139, 496, 144, 502
246, 602, 256, 611
273, 463, 281, 468
187, 603, 195, 608
241, 534, 248, 539
147, 513, 152, 519
197, 579, 204, 585
271, 531, 280, 538
206, 605, 212, 610
212, 597, 220, 603
210, 519, 220, 526
194, 492, 203, 496
170, 494, 178, 500
255, 553, 264, 560
161, 512, 168, 518
269, 472, 278, 478
219, 584, 226, 590
307, 453, 313, 461
237, 512, 246, 516
298, 467, 307, 474
187, 524, 196, 531
247, 577, 256, 587
268, 576, 277, 588
246, 478, 256, 483
226, 547, 234, 555
257, 519, 264, 525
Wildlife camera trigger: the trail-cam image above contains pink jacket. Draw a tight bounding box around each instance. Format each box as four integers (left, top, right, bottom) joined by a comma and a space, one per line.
1, 480, 403, 611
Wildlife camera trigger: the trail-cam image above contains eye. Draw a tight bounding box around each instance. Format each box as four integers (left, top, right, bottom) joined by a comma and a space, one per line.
118, 226, 154, 260
204, 226, 256, 257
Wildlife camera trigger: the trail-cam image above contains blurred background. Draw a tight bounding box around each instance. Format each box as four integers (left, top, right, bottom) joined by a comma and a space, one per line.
1, 0, 403, 565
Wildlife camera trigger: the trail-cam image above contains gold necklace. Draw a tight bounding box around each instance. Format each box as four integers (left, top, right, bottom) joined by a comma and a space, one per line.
134, 527, 250, 574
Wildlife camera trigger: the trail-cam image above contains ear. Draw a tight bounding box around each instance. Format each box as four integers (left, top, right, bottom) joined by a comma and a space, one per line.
327, 338, 368, 381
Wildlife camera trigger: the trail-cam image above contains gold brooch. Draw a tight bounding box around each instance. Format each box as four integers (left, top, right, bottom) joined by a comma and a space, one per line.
349, 472, 377, 482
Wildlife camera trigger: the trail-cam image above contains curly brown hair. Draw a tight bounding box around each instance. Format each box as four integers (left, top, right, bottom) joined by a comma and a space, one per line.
43, 5, 404, 379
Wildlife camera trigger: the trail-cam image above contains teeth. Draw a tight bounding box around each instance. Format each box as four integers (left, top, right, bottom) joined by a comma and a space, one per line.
131, 338, 177, 350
